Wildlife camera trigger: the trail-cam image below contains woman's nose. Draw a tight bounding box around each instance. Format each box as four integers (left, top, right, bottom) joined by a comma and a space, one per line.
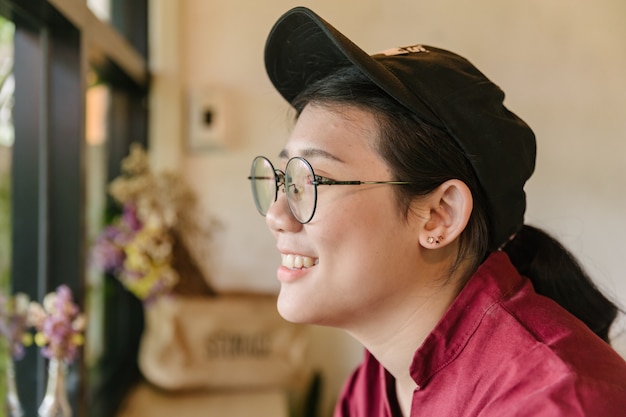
265, 191, 302, 233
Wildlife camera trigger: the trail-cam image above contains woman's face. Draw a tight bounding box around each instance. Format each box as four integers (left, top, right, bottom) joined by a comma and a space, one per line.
266, 103, 430, 331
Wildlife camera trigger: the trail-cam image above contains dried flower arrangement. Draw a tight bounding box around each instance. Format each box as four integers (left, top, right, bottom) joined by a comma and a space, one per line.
1, 285, 86, 417
1, 286, 86, 364
90, 143, 214, 304
28, 285, 86, 364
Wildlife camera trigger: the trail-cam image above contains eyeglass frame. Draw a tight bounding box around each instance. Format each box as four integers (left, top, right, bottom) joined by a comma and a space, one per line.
248, 155, 417, 224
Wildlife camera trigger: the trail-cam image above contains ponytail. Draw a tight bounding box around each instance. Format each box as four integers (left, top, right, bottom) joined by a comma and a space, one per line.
502, 225, 620, 342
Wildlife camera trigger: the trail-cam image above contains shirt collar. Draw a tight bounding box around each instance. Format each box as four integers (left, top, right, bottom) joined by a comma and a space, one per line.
409, 251, 523, 388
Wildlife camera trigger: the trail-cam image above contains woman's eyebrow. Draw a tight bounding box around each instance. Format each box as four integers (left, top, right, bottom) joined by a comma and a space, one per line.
278, 147, 345, 163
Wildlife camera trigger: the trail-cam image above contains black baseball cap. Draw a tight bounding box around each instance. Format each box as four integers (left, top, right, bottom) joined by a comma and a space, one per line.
264, 6, 536, 249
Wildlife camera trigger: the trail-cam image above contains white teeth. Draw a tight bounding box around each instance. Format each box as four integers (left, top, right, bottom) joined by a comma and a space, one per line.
282, 254, 318, 269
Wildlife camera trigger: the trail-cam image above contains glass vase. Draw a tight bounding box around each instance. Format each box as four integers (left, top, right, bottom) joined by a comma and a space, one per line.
5, 357, 24, 417
38, 358, 72, 417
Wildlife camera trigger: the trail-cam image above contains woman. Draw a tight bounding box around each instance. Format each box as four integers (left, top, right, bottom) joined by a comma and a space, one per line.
249, 7, 626, 417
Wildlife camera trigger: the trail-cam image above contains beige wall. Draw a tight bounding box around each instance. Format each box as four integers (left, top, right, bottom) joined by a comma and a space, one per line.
149, 0, 626, 414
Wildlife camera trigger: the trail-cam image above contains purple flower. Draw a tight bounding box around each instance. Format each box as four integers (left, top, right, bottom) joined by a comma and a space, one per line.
91, 233, 125, 273
29, 285, 86, 363
0, 292, 33, 360
90, 204, 144, 273
121, 204, 142, 232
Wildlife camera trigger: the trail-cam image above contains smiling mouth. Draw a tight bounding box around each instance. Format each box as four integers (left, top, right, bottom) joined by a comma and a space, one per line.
281, 254, 319, 269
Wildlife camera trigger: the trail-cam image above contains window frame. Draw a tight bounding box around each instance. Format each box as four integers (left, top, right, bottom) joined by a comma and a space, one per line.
1, 0, 148, 415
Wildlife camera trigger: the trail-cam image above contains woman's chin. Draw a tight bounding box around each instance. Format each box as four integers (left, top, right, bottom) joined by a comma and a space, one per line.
276, 291, 320, 324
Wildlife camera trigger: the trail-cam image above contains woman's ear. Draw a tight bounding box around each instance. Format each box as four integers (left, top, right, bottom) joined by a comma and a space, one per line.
418, 179, 473, 249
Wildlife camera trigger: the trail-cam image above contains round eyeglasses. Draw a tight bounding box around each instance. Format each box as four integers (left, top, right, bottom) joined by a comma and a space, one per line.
248, 156, 416, 224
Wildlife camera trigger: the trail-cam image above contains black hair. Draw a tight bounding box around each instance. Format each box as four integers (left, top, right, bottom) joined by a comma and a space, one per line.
502, 225, 619, 342
291, 65, 620, 343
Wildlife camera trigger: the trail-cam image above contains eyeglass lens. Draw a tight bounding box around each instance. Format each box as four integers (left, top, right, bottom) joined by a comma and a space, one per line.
285, 157, 317, 223
249, 156, 317, 223
250, 156, 278, 216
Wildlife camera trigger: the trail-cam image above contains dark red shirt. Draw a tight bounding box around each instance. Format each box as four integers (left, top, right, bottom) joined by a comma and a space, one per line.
334, 252, 626, 416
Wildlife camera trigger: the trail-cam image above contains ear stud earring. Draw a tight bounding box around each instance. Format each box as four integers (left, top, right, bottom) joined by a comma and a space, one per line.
427, 236, 444, 245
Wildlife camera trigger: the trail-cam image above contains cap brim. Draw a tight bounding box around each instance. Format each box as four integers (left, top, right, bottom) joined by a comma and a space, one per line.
264, 7, 442, 126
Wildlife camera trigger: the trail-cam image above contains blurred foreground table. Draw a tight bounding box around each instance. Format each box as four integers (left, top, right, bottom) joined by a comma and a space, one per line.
117, 382, 289, 417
